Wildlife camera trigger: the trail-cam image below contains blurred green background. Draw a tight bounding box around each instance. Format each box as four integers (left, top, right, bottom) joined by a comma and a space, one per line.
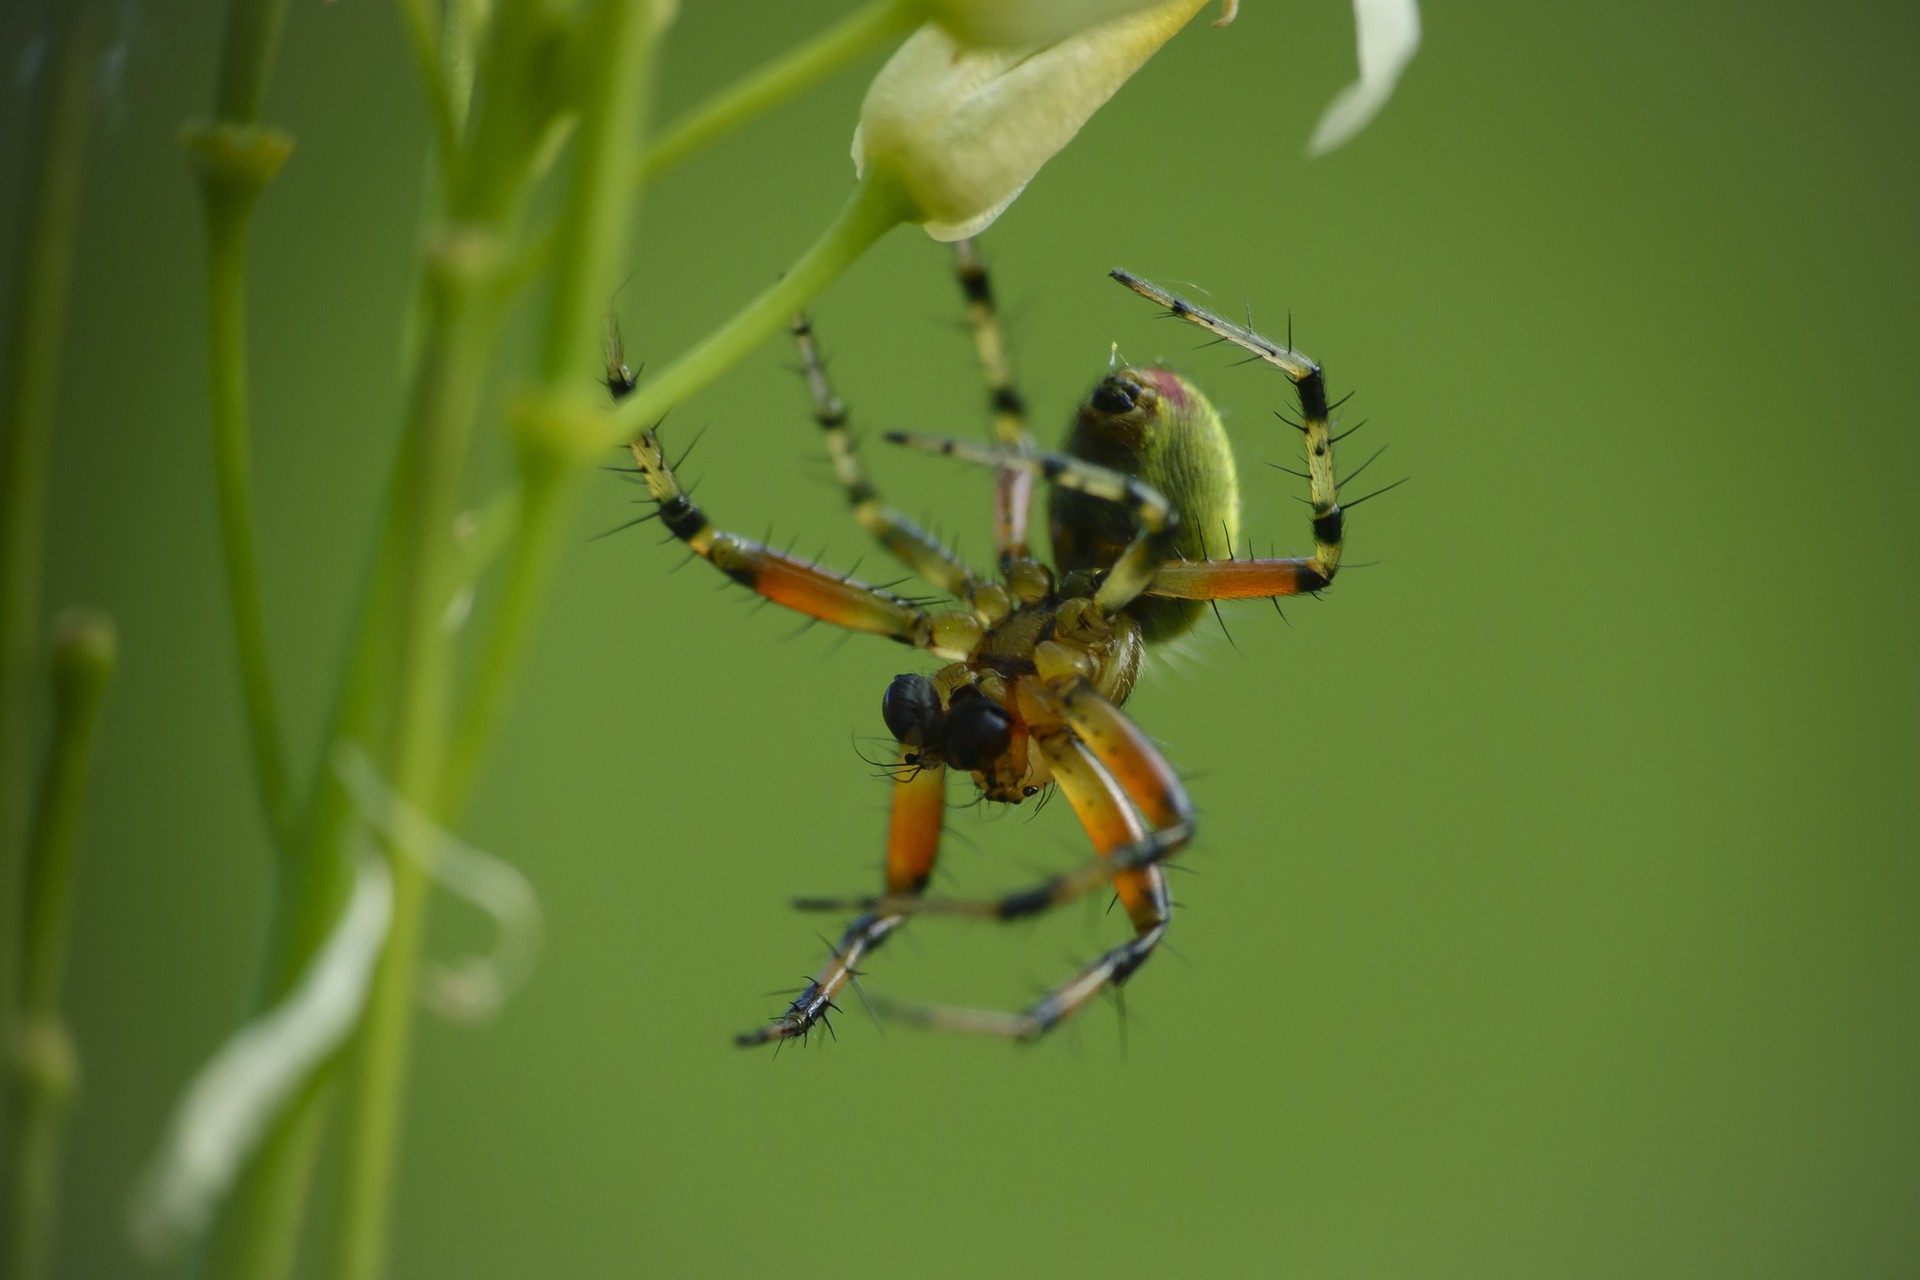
5, 0, 1918, 1275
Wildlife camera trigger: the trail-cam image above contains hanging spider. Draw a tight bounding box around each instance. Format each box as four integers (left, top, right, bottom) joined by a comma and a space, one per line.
612, 245, 1369, 1046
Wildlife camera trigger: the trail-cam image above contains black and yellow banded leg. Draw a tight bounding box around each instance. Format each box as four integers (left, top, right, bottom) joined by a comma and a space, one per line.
792, 314, 989, 608
858, 721, 1175, 1041
1111, 269, 1343, 584
954, 239, 1038, 569
624, 430, 987, 659
884, 431, 1179, 619
736, 754, 948, 1047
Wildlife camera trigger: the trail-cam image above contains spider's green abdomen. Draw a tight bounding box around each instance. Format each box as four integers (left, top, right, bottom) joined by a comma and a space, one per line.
1050, 367, 1239, 643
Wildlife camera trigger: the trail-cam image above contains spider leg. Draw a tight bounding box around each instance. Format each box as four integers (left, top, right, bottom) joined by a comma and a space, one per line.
791, 678, 1192, 924
953, 239, 1038, 571
851, 684, 1188, 1041
1146, 554, 1332, 600
735, 755, 948, 1047
1112, 269, 1343, 584
791, 314, 989, 606
625, 429, 986, 659
885, 433, 1177, 619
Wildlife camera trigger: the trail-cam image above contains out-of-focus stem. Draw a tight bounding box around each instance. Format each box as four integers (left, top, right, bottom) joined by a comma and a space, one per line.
213, 0, 292, 124
185, 0, 307, 1274
10, 614, 115, 1280
396, 0, 463, 175
637, 0, 915, 183
184, 123, 298, 854
331, 232, 494, 1280
0, 1, 104, 1225
335, 2, 658, 1272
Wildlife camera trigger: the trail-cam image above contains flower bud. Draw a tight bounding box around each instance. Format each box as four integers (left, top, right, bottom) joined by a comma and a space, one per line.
853, 0, 1211, 241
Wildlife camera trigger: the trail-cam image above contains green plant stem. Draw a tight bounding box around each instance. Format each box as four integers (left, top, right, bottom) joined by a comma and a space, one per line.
444, 453, 569, 806
332, 230, 497, 1280
214, 0, 292, 124
397, 0, 464, 176
605, 175, 908, 450
186, 124, 299, 854
0, 0, 104, 1225
182, 1, 322, 1275
10, 614, 115, 1280
336, 6, 658, 1273
638, 0, 915, 184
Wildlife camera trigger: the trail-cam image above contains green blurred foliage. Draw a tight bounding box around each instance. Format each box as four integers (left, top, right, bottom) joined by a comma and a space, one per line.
3, 0, 1917, 1275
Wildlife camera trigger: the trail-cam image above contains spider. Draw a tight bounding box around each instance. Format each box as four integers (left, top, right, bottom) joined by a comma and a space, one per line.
613, 246, 1360, 1046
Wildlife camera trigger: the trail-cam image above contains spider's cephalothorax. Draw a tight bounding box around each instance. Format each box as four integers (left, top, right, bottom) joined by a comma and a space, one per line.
613, 247, 1355, 1045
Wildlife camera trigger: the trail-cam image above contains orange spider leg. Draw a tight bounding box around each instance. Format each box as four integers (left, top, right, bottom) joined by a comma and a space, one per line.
1147, 555, 1331, 600
736, 754, 948, 1047
856, 685, 1186, 1040
1111, 268, 1346, 587
625, 429, 987, 658
793, 677, 1193, 923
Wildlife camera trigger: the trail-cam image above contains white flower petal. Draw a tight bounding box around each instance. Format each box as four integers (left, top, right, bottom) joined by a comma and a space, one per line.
856, 0, 1210, 240
1308, 0, 1421, 156
130, 847, 393, 1258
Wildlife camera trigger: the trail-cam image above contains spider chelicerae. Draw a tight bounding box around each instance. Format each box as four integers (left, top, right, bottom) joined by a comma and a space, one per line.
612, 245, 1363, 1047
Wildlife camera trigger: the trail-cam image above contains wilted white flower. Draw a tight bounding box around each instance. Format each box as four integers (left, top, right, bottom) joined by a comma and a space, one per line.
854, 0, 1214, 241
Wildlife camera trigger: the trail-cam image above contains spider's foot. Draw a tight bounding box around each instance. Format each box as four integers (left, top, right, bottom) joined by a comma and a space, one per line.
733, 912, 898, 1049
733, 981, 840, 1048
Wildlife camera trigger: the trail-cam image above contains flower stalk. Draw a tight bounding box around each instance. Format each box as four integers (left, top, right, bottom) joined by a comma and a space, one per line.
11, 614, 115, 1280
637, 0, 918, 183
183, 120, 298, 855
604, 172, 909, 446
1, 9, 105, 1268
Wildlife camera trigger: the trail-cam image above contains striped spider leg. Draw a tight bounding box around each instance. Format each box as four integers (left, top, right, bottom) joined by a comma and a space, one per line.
613, 318, 1001, 1046
1110, 269, 1348, 603
796, 673, 1193, 1040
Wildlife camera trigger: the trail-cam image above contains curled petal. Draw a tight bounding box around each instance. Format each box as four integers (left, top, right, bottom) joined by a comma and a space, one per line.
1309, 0, 1421, 155
334, 745, 543, 1023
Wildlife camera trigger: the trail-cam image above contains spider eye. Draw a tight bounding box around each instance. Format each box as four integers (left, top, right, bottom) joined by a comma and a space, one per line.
942, 698, 1013, 772
1090, 376, 1138, 416
881, 673, 941, 746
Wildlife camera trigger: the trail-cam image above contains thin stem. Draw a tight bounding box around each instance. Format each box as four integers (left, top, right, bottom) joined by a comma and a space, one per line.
397, 0, 464, 178
0, 0, 104, 1215
443, 450, 568, 806
188, 125, 299, 853
182, 0, 317, 1273
332, 227, 495, 1280
10, 614, 115, 1280
637, 0, 916, 184
336, 5, 657, 1271
604, 175, 908, 449
213, 0, 292, 124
